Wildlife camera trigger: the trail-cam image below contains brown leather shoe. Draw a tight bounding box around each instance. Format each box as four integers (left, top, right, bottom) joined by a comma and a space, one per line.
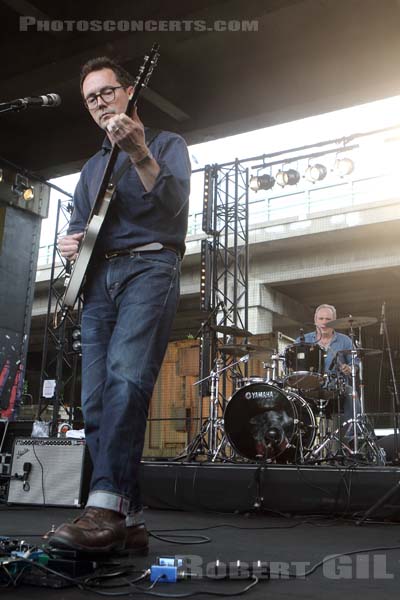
49, 507, 126, 553
124, 524, 149, 555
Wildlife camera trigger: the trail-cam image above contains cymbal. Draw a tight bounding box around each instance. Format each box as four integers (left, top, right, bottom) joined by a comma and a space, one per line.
326, 315, 378, 329
219, 344, 274, 357
211, 324, 253, 337
338, 347, 382, 357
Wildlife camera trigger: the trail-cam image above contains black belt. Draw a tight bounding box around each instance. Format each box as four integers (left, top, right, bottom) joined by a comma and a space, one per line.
105, 242, 180, 260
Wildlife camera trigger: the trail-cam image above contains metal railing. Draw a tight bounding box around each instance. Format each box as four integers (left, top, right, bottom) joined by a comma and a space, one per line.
38, 171, 400, 265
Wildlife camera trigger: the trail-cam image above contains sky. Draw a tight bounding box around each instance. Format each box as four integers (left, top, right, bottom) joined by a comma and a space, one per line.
39, 93, 400, 248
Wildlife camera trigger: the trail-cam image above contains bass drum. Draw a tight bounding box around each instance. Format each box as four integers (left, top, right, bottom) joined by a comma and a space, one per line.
224, 382, 316, 463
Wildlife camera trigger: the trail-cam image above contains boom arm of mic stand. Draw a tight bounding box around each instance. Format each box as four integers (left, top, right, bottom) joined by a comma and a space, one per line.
193, 355, 249, 386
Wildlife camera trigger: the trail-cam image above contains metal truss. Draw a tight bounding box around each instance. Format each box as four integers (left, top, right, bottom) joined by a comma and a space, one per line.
212, 161, 249, 333
198, 160, 249, 452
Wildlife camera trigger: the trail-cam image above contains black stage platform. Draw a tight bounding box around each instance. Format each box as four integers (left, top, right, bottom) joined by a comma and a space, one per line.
1, 460, 400, 598
141, 461, 400, 518
1, 505, 400, 599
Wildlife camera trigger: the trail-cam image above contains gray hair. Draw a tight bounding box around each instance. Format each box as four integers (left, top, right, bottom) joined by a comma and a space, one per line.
314, 304, 337, 320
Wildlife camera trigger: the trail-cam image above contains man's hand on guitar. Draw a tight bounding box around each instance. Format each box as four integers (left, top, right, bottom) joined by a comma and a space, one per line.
106, 108, 151, 164
106, 107, 160, 191
58, 232, 84, 261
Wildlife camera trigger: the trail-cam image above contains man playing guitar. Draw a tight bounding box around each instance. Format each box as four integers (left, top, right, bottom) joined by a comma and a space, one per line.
51, 55, 190, 554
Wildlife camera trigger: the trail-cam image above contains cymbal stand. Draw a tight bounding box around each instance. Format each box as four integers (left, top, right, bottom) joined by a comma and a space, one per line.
208, 357, 223, 456
357, 326, 366, 415
175, 355, 248, 461
306, 363, 385, 465
347, 324, 360, 453
344, 324, 384, 463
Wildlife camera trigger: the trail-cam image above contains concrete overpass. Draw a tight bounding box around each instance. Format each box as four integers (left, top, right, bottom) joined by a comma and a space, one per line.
31, 193, 400, 354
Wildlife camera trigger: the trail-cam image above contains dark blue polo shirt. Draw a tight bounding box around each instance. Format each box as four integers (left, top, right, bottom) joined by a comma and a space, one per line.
68, 130, 191, 258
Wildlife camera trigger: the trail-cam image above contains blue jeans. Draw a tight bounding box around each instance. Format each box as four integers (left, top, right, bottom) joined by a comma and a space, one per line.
81, 249, 180, 515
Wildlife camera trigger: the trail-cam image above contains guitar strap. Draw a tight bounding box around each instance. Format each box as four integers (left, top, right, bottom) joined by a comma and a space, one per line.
110, 128, 161, 187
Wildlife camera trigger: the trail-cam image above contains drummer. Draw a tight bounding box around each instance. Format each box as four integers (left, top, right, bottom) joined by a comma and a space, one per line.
298, 304, 358, 422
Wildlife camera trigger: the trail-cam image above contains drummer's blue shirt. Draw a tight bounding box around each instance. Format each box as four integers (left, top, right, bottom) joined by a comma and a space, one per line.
296, 331, 354, 374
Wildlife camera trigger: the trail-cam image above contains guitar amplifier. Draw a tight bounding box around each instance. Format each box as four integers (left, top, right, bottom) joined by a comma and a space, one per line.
7, 438, 91, 507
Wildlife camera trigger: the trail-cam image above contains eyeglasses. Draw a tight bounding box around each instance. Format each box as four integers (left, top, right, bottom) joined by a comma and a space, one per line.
84, 86, 126, 109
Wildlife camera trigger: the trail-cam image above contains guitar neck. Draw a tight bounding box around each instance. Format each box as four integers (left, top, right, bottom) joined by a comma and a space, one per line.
88, 78, 143, 221
60, 44, 160, 314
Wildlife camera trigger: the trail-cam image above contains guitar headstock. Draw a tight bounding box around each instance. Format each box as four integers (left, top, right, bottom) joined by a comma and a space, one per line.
132, 43, 160, 101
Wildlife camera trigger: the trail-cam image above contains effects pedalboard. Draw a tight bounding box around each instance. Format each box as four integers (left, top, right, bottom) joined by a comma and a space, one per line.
0, 538, 97, 588
0, 537, 270, 589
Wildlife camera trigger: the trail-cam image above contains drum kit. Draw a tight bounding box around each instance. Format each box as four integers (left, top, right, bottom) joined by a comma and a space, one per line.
184, 316, 386, 466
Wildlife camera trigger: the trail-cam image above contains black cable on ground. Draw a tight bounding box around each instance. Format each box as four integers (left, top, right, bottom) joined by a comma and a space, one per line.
149, 532, 211, 545
0, 558, 261, 598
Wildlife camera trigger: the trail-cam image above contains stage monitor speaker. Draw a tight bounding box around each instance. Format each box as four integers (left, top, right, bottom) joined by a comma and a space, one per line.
7, 438, 91, 507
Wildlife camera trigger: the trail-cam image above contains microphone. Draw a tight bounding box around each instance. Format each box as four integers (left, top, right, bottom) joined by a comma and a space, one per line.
0, 93, 61, 109
22, 461, 32, 492
380, 301, 385, 336
22, 462, 32, 483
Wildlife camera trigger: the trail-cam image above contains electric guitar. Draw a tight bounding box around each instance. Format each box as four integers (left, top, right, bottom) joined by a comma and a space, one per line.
60, 44, 160, 315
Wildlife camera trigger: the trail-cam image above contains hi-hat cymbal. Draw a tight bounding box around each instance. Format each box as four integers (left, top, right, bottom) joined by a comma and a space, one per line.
219, 344, 274, 357
326, 315, 378, 329
338, 347, 382, 357
211, 324, 253, 337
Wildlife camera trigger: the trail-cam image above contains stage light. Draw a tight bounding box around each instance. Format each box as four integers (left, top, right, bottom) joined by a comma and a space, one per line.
200, 239, 213, 312
22, 187, 34, 201
334, 157, 354, 177
12, 174, 34, 201
305, 164, 327, 183
71, 326, 82, 354
275, 168, 300, 187
249, 174, 275, 192
202, 166, 215, 234
0, 169, 3, 183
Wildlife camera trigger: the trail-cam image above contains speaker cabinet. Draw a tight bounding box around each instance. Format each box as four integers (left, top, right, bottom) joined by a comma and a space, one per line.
7, 438, 91, 507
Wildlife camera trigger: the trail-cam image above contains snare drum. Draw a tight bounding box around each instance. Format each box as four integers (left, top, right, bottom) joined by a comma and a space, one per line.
284, 342, 324, 390
224, 382, 316, 462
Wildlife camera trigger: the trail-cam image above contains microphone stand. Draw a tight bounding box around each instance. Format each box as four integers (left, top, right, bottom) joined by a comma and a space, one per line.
382, 303, 400, 464
355, 302, 400, 524
347, 321, 360, 454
